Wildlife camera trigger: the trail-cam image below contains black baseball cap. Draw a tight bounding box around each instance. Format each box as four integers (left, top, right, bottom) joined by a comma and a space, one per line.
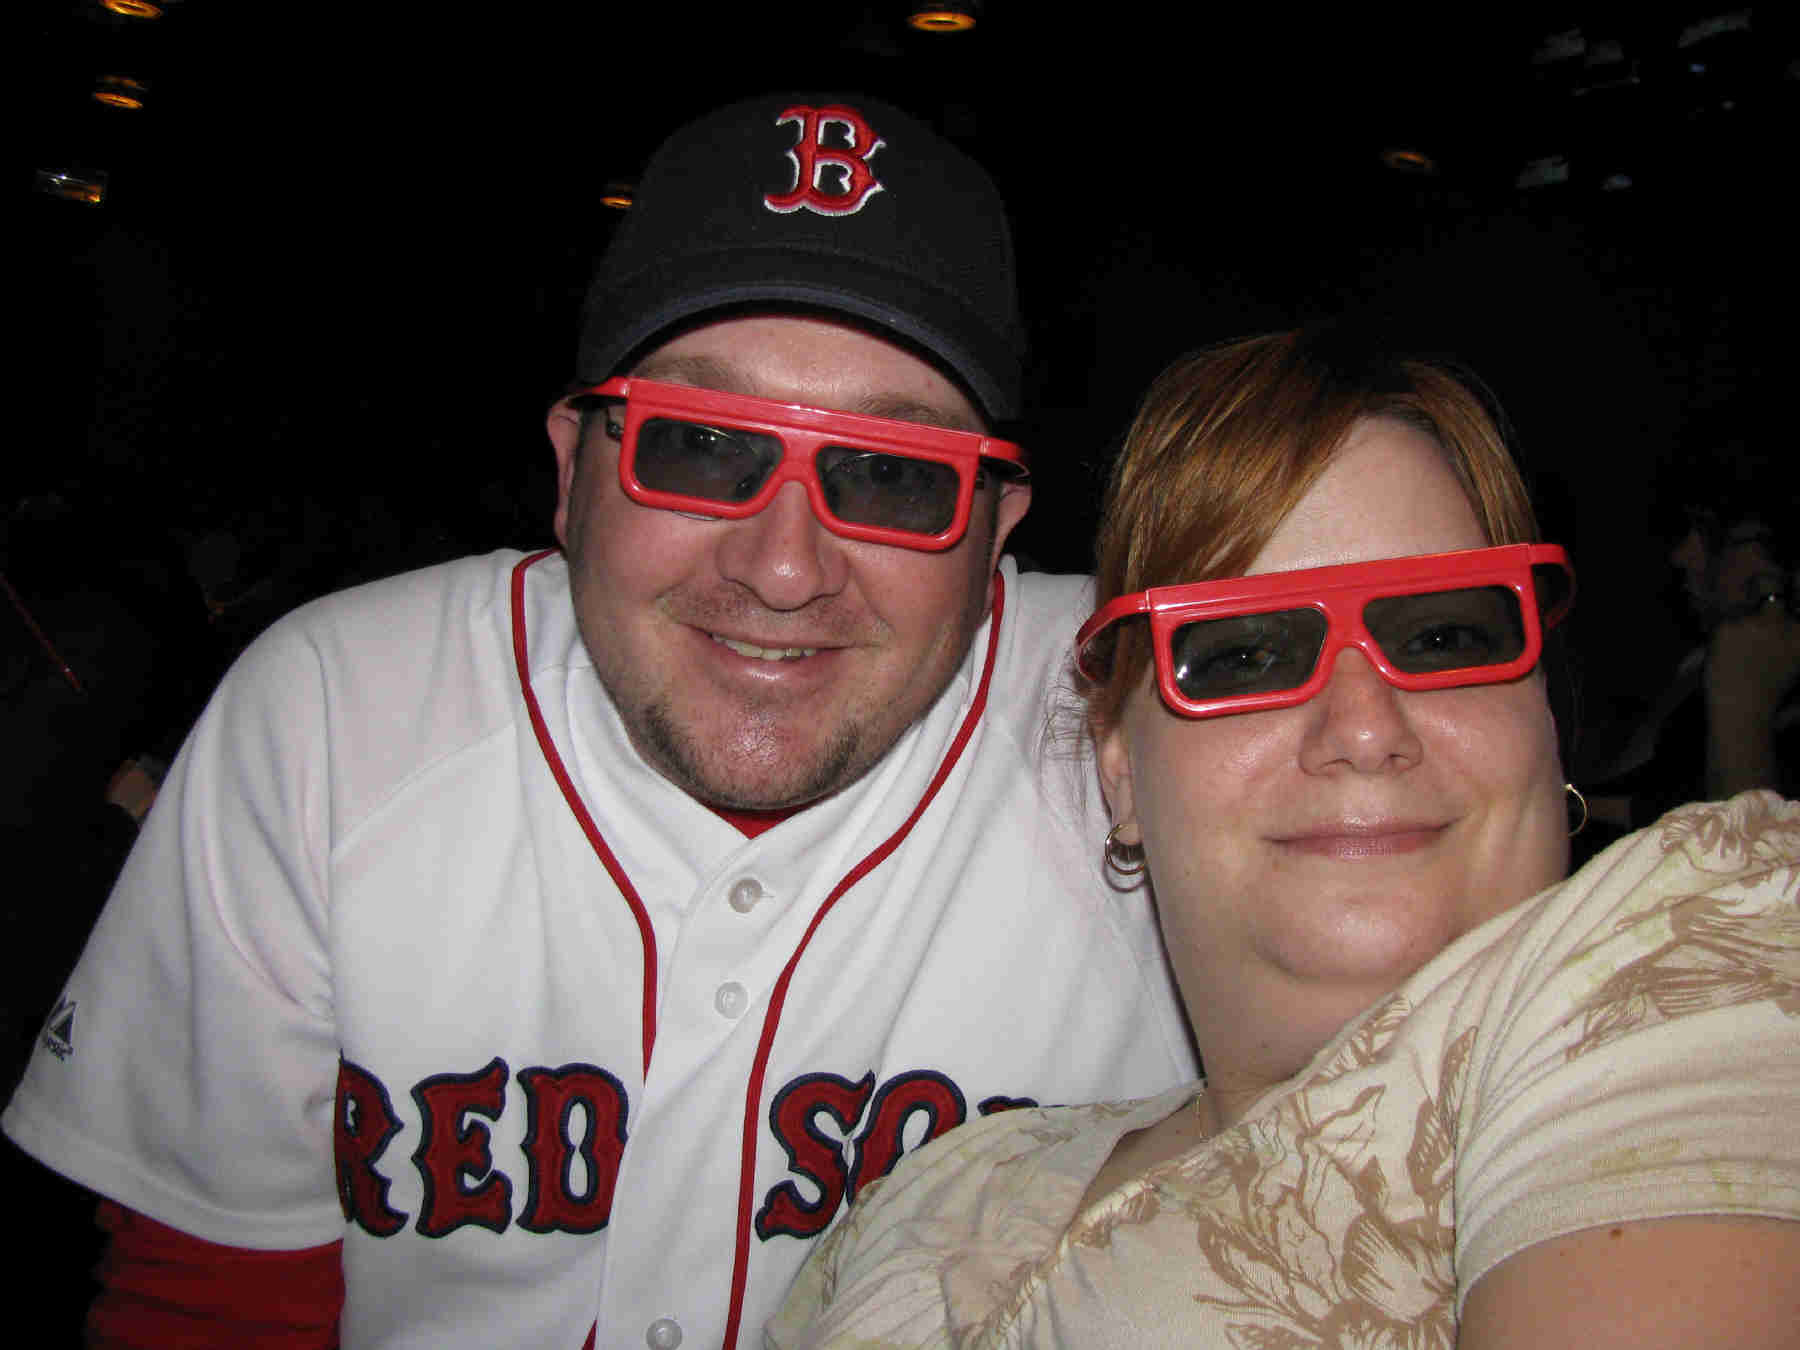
574, 93, 1026, 423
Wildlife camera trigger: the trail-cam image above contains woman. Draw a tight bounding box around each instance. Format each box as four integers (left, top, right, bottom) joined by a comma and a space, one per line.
769, 330, 1800, 1347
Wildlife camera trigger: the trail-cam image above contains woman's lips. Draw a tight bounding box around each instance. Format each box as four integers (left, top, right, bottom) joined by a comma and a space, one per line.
1270, 824, 1447, 859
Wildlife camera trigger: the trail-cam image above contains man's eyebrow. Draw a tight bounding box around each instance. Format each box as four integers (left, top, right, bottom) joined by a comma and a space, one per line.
629, 354, 743, 390
628, 356, 983, 435
851, 395, 982, 434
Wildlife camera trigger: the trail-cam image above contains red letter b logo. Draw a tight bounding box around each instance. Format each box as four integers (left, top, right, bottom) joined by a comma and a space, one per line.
764, 105, 885, 217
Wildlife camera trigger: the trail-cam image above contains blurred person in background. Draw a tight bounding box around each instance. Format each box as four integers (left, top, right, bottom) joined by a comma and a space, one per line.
1586, 411, 1799, 833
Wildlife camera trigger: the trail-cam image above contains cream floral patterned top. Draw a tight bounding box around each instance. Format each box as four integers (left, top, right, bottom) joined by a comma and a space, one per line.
769, 793, 1800, 1348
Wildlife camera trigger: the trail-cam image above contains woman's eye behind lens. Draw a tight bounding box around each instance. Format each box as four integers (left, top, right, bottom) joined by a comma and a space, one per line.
1172, 611, 1325, 696
1369, 587, 1524, 673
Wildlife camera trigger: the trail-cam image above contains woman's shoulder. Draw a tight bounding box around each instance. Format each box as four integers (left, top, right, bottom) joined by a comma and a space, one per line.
1577, 789, 1800, 884
1446, 792, 1800, 1309
1513, 789, 1800, 987
1439, 789, 1800, 1011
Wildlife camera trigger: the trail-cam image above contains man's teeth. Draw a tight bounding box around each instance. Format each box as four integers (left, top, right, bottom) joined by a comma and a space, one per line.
713, 635, 818, 661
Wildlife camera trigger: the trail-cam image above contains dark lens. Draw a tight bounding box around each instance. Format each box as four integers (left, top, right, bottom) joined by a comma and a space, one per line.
1170, 609, 1328, 699
1364, 586, 1525, 674
634, 418, 782, 503
815, 446, 960, 534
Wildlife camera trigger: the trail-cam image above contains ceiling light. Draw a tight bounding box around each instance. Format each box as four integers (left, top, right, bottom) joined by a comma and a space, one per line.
1380, 147, 1437, 175
601, 181, 635, 210
101, 0, 164, 16
93, 74, 149, 109
35, 167, 108, 205
908, 4, 979, 32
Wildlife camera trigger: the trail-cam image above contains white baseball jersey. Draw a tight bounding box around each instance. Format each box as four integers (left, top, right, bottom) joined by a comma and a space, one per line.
4, 549, 1197, 1349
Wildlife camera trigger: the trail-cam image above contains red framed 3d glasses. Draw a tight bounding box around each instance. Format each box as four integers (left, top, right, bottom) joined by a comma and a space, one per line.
1076, 543, 1575, 718
579, 378, 1029, 551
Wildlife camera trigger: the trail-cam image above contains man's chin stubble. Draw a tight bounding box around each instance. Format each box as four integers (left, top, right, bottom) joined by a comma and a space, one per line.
637, 701, 866, 811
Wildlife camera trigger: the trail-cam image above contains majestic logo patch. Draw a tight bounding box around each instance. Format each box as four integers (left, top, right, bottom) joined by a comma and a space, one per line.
42, 997, 76, 1061
764, 104, 885, 217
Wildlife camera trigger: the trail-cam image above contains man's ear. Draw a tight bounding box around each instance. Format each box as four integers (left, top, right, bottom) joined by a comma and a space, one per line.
1095, 718, 1140, 847
985, 480, 1032, 575
546, 398, 585, 547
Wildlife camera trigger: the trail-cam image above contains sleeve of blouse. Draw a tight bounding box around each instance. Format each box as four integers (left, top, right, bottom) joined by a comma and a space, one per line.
1453, 791, 1800, 1312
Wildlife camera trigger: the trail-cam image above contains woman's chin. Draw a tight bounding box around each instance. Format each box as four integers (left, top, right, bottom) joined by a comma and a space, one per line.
1257, 894, 1460, 990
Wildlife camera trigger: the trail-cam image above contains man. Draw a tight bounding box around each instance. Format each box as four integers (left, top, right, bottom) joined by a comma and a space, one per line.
4, 94, 1196, 1348
1585, 430, 1799, 838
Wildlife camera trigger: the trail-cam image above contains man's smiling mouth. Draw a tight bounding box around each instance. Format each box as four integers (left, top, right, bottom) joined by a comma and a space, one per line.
712, 634, 820, 662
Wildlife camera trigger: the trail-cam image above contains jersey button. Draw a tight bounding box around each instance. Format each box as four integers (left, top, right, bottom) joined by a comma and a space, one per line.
727, 877, 765, 913
714, 981, 749, 1020
645, 1317, 683, 1348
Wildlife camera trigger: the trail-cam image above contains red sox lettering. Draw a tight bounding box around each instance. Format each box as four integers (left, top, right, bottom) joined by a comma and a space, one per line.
334, 1058, 1030, 1241
337, 1058, 627, 1239
755, 1072, 1035, 1240
335, 1060, 408, 1238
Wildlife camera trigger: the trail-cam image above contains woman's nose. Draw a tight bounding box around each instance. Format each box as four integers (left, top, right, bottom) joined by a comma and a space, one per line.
1296, 647, 1424, 775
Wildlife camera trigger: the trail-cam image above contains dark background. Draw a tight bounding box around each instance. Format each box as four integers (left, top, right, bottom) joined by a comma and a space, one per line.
6, 2, 1792, 1335
16, 2, 1789, 704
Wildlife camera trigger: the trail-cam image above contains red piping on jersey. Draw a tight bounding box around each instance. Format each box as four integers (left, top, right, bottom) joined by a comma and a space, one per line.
511, 550, 659, 1076
720, 573, 1010, 1350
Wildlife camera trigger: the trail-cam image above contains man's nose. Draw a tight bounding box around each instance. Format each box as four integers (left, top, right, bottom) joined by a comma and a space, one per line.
713, 482, 851, 610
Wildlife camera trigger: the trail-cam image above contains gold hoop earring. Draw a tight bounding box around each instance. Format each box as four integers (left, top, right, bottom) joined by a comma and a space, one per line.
1565, 783, 1588, 838
1104, 822, 1145, 877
